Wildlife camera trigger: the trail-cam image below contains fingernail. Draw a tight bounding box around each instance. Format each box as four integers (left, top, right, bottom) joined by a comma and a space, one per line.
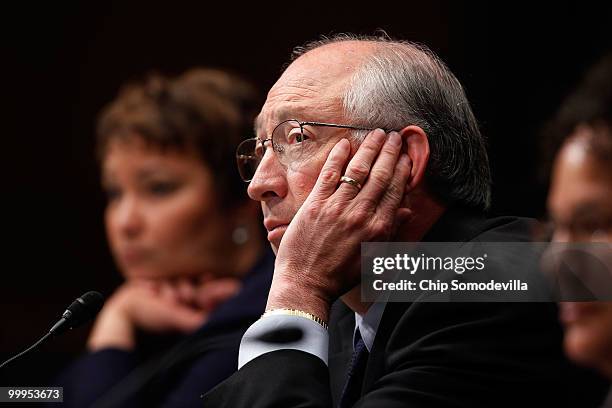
389, 131, 401, 146
334, 138, 349, 154
372, 128, 386, 142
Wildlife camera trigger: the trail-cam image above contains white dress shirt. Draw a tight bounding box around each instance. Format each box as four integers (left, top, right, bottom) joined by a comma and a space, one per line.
238, 302, 387, 369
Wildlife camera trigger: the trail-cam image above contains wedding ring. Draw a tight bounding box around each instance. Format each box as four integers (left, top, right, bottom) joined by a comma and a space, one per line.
340, 175, 362, 191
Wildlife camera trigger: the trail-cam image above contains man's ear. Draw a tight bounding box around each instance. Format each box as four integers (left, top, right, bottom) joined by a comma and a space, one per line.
399, 125, 429, 192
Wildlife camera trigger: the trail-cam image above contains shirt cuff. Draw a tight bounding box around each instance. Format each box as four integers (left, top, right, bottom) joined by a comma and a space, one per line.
238, 314, 329, 369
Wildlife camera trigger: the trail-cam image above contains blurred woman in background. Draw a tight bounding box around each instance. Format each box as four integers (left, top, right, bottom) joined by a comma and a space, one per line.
57, 69, 271, 407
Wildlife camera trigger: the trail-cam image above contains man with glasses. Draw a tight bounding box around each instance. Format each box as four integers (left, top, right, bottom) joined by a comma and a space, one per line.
203, 35, 608, 407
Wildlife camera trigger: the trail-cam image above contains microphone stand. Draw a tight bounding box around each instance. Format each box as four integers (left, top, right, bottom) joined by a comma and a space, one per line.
0, 332, 53, 370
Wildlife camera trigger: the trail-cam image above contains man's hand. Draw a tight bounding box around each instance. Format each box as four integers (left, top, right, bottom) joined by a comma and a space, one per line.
87, 277, 240, 351
268, 129, 412, 322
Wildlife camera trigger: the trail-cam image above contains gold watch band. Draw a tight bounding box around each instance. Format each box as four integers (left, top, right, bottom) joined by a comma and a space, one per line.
262, 308, 329, 331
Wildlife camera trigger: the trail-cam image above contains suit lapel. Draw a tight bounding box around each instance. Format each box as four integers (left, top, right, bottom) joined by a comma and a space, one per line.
360, 206, 491, 395
328, 300, 357, 406
361, 301, 408, 394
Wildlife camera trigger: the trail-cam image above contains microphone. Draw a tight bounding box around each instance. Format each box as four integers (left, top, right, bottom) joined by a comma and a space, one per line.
49, 291, 105, 335
0, 291, 104, 370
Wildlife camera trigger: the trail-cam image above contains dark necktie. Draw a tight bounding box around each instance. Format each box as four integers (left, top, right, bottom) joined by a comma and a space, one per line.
338, 329, 369, 408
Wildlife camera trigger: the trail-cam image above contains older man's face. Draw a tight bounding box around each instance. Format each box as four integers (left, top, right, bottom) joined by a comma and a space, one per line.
248, 42, 372, 253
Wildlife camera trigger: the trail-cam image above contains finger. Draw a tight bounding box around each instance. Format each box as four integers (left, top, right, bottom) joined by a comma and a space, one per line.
159, 281, 180, 304
128, 292, 207, 334
358, 131, 403, 204
176, 278, 196, 306
129, 278, 158, 291
336, 128, 387, 199
197, 273, 213, 284
194, 278, 241, 311
376, 152, 412, 220
168, 307, 207, 333
309, 138, 351, 201
155, 302, 207, 333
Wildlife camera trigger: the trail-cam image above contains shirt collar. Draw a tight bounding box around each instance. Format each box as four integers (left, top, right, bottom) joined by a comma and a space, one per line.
353, 301, 386, 352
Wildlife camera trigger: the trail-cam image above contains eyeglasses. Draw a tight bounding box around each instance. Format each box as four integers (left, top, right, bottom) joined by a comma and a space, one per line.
236, 119, 376, 182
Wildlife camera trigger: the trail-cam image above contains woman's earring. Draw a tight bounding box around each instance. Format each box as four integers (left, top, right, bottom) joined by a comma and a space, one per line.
232, 226, 249, 245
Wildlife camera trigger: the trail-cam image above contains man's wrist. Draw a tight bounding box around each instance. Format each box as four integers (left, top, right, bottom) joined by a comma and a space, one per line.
266, 275, 332, 324
262, 309, 329, 330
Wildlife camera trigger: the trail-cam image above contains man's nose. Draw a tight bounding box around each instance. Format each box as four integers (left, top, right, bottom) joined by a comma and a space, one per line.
247, 149, 288, 202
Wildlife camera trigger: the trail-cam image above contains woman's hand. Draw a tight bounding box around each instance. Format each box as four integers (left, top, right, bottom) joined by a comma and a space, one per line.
268, 129, 412, 322
87, 277, 240, 351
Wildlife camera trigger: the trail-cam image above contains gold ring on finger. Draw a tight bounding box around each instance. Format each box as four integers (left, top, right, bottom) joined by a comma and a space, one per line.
339, 175, 362, 191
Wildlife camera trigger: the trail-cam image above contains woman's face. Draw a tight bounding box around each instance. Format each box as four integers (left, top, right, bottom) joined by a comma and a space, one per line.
547, 129, 612, 375
103, 137, 231, 280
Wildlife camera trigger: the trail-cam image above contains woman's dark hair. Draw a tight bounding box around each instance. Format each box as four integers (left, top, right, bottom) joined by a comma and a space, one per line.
541, 54, 612, 179
96, 68, 261, 208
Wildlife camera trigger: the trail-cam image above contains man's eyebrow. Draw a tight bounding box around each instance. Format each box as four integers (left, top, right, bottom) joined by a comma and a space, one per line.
253, 108, 299, 138
275, 107, 296, 122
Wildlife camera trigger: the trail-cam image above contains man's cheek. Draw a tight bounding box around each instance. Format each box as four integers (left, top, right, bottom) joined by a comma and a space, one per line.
288, 167, 319, 204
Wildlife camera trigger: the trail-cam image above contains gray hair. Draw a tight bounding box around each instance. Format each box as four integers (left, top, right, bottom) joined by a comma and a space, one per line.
292, 33, 492, 211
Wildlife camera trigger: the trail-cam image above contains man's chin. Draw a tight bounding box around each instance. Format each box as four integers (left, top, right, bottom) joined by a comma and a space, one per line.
267, 228, 286, 255
270, 244, 278, 256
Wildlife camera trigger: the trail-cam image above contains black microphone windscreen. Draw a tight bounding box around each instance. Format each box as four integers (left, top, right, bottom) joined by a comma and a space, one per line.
65, 291, 105, 329
80, 291, 104, 313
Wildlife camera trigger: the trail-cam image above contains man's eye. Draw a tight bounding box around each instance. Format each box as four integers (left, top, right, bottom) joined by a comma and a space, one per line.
287, 129, 310, 144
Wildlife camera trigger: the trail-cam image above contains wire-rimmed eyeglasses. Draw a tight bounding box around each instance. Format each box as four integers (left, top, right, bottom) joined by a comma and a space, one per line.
236, 119, 377, 182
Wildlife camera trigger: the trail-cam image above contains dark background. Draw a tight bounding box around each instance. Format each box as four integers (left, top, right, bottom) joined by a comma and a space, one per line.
1, 1, 610, 385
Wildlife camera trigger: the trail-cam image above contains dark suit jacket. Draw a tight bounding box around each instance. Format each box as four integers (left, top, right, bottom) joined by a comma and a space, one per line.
54, 250, 274, 408
202, 207, 609, 407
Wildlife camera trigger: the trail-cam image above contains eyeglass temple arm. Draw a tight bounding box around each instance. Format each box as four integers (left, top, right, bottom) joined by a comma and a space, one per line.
300, 121, 395, 133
